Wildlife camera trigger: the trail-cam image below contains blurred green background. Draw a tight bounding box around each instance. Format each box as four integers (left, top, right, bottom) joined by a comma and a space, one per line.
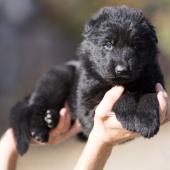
0, 0, 170, 134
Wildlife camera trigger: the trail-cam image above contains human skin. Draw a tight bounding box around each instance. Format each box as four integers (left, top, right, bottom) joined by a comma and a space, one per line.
0, 83, 169, 170
0, 108, 81, 170
74, 83, 170, 170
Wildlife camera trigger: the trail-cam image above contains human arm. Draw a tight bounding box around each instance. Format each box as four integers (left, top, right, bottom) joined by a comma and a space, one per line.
0, 83, 169, 170
0, 107, 81, 170
74, 83, 170, 170
0, 129, 18, 170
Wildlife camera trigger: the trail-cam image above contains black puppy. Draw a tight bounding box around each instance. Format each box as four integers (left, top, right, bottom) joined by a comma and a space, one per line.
9, 6, 164, 155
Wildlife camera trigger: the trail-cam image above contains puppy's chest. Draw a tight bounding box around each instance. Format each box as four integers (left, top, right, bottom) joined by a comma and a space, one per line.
75, 76, 111, 111
82, 88, 107, 108
75, 82, 144, 111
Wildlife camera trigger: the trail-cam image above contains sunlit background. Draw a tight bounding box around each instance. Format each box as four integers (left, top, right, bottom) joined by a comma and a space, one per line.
0, 0, 170, 169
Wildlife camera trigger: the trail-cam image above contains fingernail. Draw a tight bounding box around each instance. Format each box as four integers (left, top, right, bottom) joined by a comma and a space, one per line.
156, 83, 163, 91
60, 108, 66, 116
112, 86, 124, 92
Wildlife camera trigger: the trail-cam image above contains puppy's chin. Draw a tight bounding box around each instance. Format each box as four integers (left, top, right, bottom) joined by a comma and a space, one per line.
111, 70, 142, 85
106, 75, 137, 85
112, 78, 132, 85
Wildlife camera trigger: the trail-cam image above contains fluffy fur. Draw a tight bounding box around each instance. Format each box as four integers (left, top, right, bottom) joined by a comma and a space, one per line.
9, 6, 164, 155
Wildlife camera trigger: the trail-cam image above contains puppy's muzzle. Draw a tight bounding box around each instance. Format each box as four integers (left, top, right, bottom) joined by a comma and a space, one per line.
115, 64, 129, 77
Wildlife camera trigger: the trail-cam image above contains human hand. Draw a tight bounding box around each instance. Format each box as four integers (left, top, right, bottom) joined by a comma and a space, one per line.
32, 105, 81, 145
0, 129, 18, 170
90, 86, 137, 146
0, 106, 81, 170
156, 83, 170, 124
1, 105, 81, 153
90, 84, 170, 146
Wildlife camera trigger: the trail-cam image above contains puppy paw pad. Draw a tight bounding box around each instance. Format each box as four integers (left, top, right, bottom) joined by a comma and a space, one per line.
44, 109, 56, 128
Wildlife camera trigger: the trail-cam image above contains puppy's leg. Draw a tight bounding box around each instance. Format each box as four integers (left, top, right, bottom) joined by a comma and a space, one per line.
113, 93, 137, 131
9, 96, 31, 155
9, 63, 77, 154
135, 93, 160, 138
78, 108, 96, 140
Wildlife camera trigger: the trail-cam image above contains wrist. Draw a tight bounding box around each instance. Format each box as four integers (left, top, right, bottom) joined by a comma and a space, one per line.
0, 129, 18, 170
0, 129, 18, 155
74, 129, 113, 170
89, 129, 115, 148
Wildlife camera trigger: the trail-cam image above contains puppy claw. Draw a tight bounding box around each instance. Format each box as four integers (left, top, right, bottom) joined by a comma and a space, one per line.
44, 115, 52, 123
47, 113, 52, 118
47, 124, 53, 128
46, 110, 51, 114
44, 116, 48, 122
44, 109, 58, 129
31, 131, 35, 137
46, 119, 52, 123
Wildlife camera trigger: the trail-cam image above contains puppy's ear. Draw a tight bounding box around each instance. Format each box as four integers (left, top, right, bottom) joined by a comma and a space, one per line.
148, 23, 158, 44
83, 7, 110, 38
83, 18, 98, 37
143, 20, 158, 44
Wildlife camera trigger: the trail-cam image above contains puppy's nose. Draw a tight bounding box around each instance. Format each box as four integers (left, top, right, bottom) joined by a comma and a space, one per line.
115, 65, 128, 75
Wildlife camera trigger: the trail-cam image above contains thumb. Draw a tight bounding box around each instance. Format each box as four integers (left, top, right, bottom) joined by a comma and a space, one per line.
96, 86, 124, 117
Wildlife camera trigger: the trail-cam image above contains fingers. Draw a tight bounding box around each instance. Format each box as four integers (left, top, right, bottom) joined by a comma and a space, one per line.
102, 113, 138, 137
103, 112, 123, 129
47, 106, 81, 144
48, 119, 81, 144
121, 131, 139, 141
57, 108, 70, 131
31, 139, 47, 145
156, 83, 170, 124
32, 104, 81, 145
96, 86, 124, 118
63, 120, 82, 139
50, 108, 70, 137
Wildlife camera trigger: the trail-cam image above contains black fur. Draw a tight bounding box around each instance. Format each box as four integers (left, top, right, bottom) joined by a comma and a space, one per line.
9, 6, 164, 155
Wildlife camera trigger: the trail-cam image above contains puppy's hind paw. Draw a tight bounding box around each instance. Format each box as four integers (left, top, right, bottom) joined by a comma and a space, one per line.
30, 127, 49, 143
44, 109, 58, 129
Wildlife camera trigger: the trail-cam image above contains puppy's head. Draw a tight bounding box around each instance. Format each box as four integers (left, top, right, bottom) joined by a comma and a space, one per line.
79, 6, 158, 84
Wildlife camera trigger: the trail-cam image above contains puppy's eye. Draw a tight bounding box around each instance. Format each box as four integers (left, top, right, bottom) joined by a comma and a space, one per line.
104, 42, 113, 50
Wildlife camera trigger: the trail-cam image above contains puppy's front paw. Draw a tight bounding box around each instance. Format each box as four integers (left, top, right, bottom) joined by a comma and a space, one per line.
113, 94, 137, 131
135, 93, 160, 138
135, 108, 160, 138
44, 109, 59, 129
